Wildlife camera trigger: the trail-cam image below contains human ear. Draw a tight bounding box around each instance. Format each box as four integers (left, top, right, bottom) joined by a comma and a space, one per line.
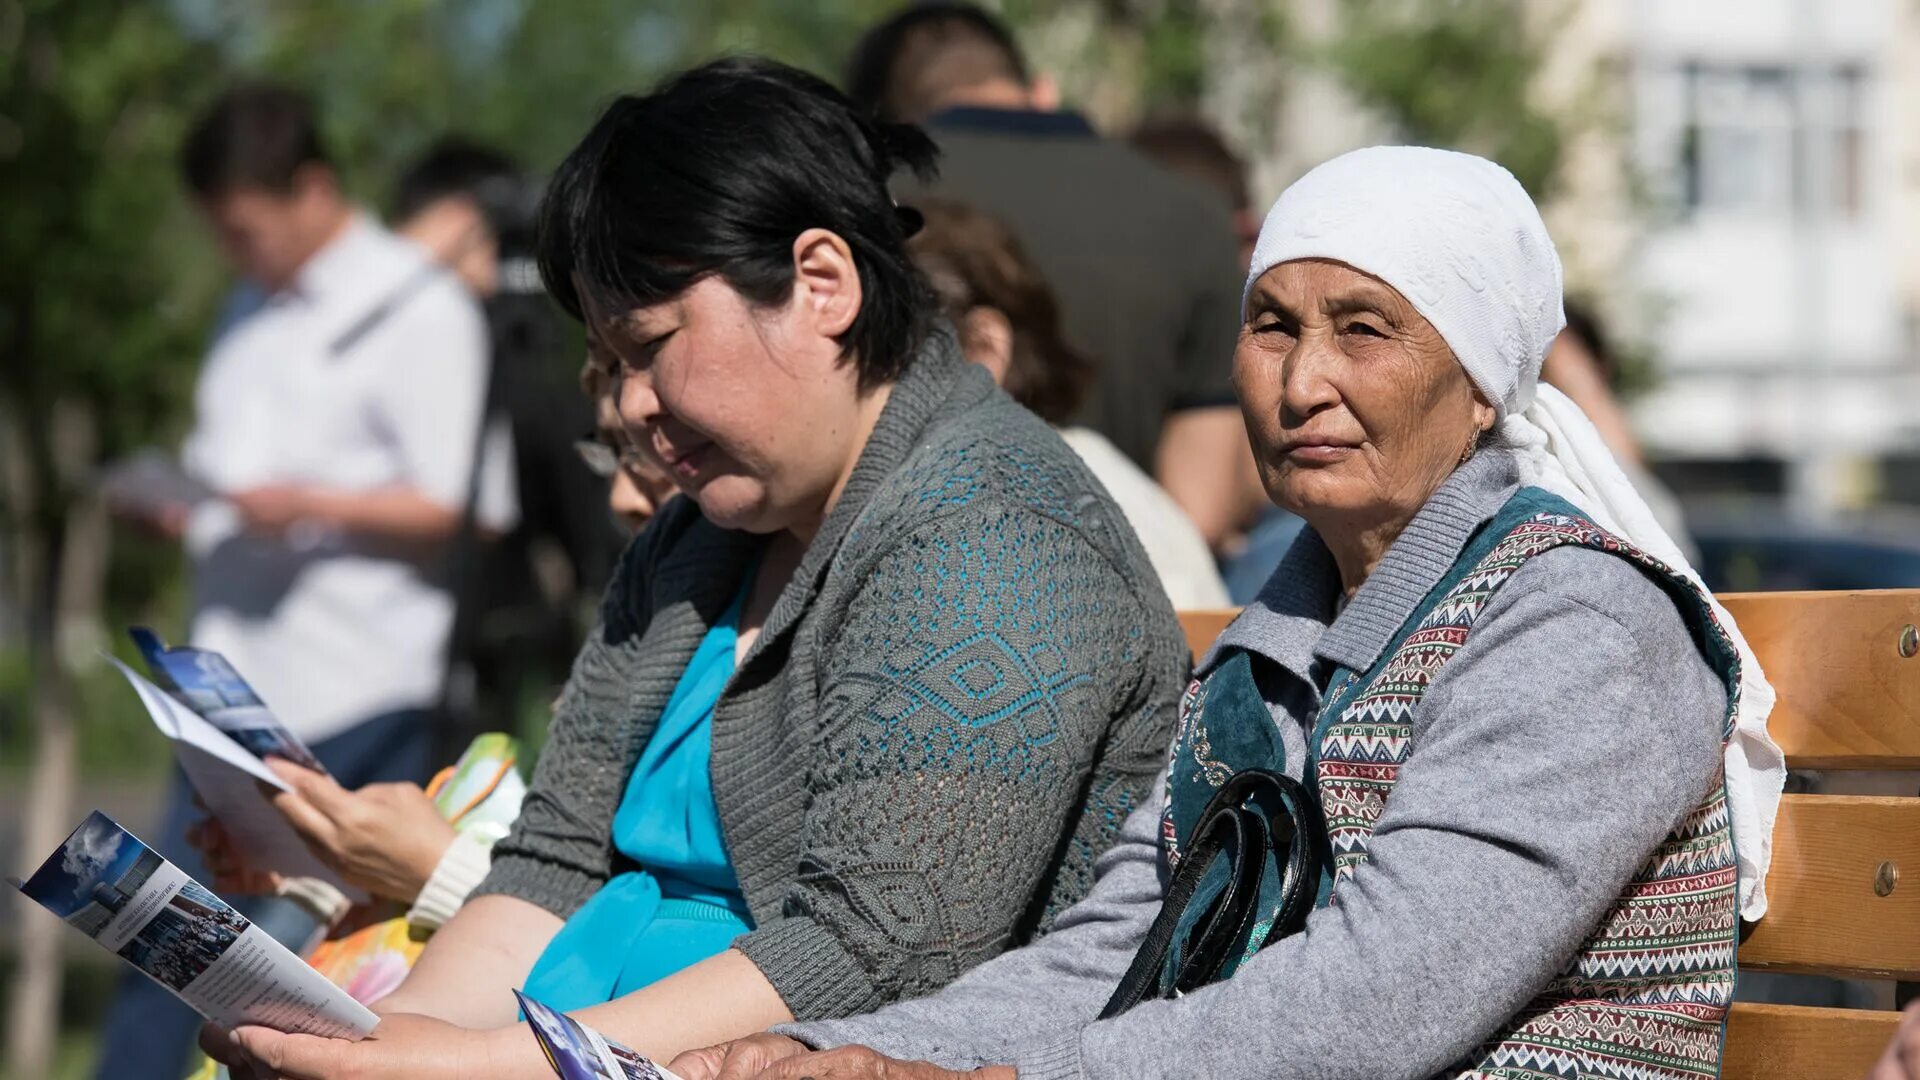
791, 228, 861, 339
1471, 393, 1498, 435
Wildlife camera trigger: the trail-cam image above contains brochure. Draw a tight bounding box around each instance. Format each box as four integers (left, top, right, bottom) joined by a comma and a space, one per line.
15, 811, 377, 1040
129, 627, 327, 775
98, 448, 216, 520
183, 734, 532, 1080
109, 636, 357, 897
517, 990, 682, 1080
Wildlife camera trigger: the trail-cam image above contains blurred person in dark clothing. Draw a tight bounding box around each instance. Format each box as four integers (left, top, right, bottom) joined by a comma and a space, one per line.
847, 3, 1258, 551
1130, 114, 1261, 273
97, 82, 512, 1080
391, 138, 624, 754
1129, 113, 1303, 601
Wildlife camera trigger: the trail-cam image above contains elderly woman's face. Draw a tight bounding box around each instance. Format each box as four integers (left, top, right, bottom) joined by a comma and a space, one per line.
1235, 259, 1495, 529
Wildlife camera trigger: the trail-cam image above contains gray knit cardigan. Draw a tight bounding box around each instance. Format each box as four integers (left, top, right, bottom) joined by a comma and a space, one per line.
474, 331, 1188, 1021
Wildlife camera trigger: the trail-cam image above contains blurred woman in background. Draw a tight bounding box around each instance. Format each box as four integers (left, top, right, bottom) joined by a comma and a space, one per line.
908, 198, 1228, 608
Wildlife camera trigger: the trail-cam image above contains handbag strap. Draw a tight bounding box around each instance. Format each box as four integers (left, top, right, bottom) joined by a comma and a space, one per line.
1099, 769, 1323, 1019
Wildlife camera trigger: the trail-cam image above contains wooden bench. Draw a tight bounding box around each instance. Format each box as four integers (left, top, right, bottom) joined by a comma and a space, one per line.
1177, 589, 1920, 1080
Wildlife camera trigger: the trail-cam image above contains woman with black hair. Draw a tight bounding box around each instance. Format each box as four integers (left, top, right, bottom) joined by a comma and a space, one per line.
209, 56, 1187, 1079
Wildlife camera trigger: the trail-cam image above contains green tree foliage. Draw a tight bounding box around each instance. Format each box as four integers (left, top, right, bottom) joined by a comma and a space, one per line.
1325, 0, 1567, 197
0, 1, 231, 770
180, 0, 903, 201
0, 1, 226, 500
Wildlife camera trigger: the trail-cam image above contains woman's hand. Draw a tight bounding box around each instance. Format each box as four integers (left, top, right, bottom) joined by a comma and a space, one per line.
186, 817, 282, 896
231, 485, 318, 535
669, 1037, 1014, 1080
204, 1012, 506, 1080
265, 759, 457, 904
1870, 1002, 1920, 1078
669, 1033, 810, 1079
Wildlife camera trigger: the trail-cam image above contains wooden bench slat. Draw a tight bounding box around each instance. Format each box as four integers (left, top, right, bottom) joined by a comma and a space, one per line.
1719, 590, 1920, 769
1174, 595, 1918, 1070
1179, 588, 1920, 769
1723, 1002, 1902, 1080
1178, 610, 1235, 662
1737, 793, 1920, 980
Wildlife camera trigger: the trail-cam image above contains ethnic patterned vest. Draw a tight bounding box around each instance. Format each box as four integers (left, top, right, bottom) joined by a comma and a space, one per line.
1167, 487, 1743, 1080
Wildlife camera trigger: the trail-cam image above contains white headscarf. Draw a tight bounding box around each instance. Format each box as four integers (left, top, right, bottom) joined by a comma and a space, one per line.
1247, 146, 1784, 920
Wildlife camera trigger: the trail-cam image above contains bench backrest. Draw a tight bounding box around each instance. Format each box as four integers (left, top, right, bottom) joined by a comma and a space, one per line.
1176, 588, 1920, 1080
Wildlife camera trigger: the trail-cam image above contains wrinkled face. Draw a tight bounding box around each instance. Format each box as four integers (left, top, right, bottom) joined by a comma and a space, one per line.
1235, 258, 1496, 534
584, 274, 872, 535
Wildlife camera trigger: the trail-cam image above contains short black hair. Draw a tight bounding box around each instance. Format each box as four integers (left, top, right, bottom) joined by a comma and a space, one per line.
393, 137, 538, 253
538, 56, 941, 390
180, 81, 331, 199
845, 3, 1028, 123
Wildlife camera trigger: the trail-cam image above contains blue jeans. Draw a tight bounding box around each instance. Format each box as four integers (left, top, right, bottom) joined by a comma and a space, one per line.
1220, 506, 1308, 603
91, 708, 436, 1080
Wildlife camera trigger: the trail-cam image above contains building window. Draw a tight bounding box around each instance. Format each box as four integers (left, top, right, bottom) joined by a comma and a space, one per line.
1676, 61, 1867, 219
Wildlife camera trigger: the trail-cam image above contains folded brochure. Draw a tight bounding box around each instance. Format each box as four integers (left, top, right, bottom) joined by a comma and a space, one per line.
129, 627, 328, 775
15, 811, 376, 1039
517, 990, 682, 1080
114, 627, 361, 898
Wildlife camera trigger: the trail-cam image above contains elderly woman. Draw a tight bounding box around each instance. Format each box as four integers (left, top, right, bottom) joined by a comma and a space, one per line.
672, 147, 1784, 1080
213, 56, 1187, 1078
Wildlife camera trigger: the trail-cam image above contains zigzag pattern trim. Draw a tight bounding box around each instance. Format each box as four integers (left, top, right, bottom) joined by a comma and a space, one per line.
1316, 509, 1743, 1080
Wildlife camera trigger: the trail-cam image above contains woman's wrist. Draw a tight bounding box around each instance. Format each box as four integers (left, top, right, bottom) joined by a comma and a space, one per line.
471, 1020, 547, 1079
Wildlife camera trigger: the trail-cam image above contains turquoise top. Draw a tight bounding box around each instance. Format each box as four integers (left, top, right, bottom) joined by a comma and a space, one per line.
520, 577, 755, 1012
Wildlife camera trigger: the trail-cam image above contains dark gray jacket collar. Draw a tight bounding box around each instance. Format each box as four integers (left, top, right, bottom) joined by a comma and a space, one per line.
1204, 447, 1523, 684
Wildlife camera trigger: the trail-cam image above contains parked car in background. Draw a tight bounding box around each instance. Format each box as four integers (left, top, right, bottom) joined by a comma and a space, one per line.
1686, 500, 1920, 592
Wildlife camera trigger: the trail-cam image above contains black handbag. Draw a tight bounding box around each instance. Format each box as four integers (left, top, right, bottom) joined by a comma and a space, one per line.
1099, 768, 1325, 1019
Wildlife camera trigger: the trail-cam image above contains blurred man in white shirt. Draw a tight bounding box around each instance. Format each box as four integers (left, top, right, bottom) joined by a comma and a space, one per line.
96, 81, 513, 1080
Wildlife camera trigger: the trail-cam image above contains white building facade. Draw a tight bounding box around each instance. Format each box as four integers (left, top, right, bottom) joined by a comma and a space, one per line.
1624, 0, 1920, 510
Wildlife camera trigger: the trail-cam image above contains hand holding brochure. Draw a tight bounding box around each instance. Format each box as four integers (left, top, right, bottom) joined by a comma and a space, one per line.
114, 628, 360, 896
16, 812, 376, 1040
517, 991, 683, 1080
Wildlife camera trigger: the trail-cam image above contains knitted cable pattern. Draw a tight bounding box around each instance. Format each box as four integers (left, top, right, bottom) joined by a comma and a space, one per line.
481, 335, 1186, 1020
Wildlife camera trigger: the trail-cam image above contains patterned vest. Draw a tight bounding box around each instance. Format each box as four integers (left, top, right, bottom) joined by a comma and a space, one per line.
1168, 488, 1743, 1080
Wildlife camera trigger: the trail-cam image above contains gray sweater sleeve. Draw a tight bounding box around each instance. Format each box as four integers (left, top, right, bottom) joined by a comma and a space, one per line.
735, 501, 1168, 1021
781, 772, 1170, 1058
790, 549, 1728, 1079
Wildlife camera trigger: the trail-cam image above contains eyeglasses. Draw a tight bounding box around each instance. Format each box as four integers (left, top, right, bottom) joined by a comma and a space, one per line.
574, 432, 649, 479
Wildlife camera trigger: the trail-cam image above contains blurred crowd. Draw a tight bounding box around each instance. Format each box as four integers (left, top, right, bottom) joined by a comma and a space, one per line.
56, 3, 1915, 1079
